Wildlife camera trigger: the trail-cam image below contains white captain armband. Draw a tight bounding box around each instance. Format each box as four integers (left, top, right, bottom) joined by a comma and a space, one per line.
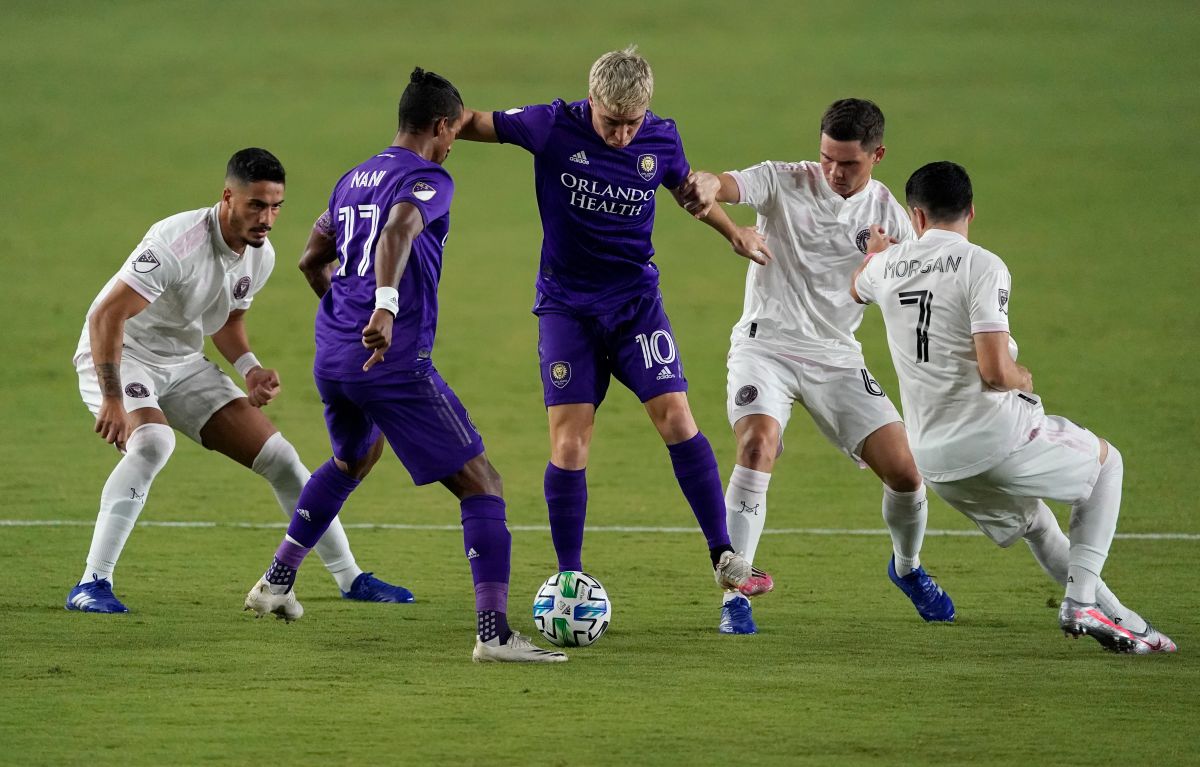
375, 287, 399, 316
234, 352, 262, 378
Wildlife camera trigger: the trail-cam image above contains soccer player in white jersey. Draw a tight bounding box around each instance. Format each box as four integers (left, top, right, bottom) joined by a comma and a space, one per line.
68, 148, 413, 613
852, 161, 1174, 654
682, 99, 954, 633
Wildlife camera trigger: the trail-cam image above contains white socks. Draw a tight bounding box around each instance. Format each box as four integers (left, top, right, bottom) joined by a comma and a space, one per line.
1023, 497, 1146, 633
81, 423, 176, 585
882, 484, 927, 576
1065, 446, 1123, 604
724, 465, 770, 603
251, 432, 363, 592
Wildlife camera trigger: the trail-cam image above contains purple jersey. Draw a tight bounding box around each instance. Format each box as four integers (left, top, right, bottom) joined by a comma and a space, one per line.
313, 147, 454, 381
493, 99, 690, 313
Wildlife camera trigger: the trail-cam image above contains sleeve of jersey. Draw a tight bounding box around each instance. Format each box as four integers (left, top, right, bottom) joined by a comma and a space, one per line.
854, 254, 882, 305
969, 260, 1012, 334
492, 103, 557, 154
116, 238, 182, 303
661, 124, 690, 189
890, 200, 916, 242
389, 169, 455, 226
726, 161, 777, 212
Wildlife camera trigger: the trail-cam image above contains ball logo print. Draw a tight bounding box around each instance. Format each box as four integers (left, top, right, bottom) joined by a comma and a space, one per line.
532, 571, 611, 647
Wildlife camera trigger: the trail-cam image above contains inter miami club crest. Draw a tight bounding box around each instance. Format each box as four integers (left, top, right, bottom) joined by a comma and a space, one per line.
233, 276, 252, 300
998, 288, 1009, 314
550, 361, 572, 389
734, 384, 758, 406
855, 228, 872, 254
637, 154, 657, 181
132, 249, 160, 274
412, 181, 437, 202
124, 382, 150, 398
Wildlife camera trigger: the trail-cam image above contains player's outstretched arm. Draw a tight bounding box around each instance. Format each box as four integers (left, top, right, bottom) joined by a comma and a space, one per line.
362, 202, 425, 371
88, 281, 151, 449
458, 108, 499, 143
676, 170, 741, 216
671, 181, 772, 266
299, 212, 339, 298
974, 332, 1033, 392
212, 309, 280, 407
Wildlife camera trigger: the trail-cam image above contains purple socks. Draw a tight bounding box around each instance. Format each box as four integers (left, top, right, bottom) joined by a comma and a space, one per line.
544, 462, 587, 571
667, 432, 732, 551
462, 494, 513, 642
264, 458, 360, 589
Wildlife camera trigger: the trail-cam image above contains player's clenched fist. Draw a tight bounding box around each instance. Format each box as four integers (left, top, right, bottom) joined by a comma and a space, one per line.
245, 367, 282, 407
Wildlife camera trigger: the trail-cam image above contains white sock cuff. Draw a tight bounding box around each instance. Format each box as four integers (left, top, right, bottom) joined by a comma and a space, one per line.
126, 423, 175, 465
251, 432, 306, 478
730, 464, 772, 493
883, 483, 925, 503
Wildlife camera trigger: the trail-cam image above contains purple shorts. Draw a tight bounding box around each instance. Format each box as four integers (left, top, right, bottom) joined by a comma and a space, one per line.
316, 370, 484, 486
535, 291, 688, 407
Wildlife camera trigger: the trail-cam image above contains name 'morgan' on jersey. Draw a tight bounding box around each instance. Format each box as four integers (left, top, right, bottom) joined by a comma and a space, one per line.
314, 147, 454, 382
493, 99, 690, 312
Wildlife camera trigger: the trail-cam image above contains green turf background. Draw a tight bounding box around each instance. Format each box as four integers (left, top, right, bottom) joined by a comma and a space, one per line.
1, 1, 1197, 764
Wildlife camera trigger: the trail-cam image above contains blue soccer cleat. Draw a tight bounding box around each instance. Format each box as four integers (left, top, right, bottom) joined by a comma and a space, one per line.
65, 577, 129, 614
341, 572, 415, 603
888, 557, 955, 622
718, 595, 758, 634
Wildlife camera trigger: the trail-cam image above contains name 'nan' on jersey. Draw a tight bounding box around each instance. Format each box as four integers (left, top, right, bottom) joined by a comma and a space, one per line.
74, 203, 274, 367
493, 98, 690, 313
728, 161, 913, 368
314, 147, 454, 381
855, 229, 1036, 482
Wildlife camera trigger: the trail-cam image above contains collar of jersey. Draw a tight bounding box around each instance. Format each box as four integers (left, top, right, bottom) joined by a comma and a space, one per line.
917, 228, 967, 243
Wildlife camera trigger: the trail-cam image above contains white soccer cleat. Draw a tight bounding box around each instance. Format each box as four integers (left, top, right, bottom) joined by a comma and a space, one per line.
1059, 597, 1135, 653
243, 577, 303, 623
713, 550, 775, 597
1127, 622, 1177, 655
472, 631, 568, 663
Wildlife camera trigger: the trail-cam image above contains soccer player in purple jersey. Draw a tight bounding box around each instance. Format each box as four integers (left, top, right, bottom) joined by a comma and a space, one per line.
457, 47, 775, 596
243, 69, 566, 663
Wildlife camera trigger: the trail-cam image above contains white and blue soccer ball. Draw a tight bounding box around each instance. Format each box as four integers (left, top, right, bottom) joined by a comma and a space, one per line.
532, 571, 612, 647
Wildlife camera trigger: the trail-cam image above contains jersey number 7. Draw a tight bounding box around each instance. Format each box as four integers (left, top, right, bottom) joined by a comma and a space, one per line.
898, 290, 932, 363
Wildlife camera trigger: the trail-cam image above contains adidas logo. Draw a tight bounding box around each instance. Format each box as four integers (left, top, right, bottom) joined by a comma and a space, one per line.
467, 547, 480, 560
655, 366, 674, 380
297, 509, 311, 522
71, 593, 95, 608
569, 151, 589, 165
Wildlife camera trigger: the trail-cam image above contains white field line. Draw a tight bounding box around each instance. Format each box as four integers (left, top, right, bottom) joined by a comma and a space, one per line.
0, 519, 1197, 540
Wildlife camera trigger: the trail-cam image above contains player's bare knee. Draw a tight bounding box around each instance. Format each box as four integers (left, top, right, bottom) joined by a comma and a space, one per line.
883, 465, 923, 493
333, 455, 375, 481
551, 434, 590, 469
443, 454, 503, 498
737, 432, 777, 472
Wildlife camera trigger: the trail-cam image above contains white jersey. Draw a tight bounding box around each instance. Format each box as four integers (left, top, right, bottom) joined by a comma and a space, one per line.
74, 203, 275, 368
727, 161, 913, 368
854, 229, 1038, 482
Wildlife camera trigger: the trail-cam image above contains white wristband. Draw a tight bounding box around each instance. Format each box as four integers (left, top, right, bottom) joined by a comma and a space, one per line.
234, 352, 262, 378
375, 286, 399, 316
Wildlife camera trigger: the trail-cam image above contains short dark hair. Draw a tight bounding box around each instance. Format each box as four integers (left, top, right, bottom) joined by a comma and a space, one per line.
820, 98, 885, 149
226, 148, 285, 185
905, 161, 974, 223
398, 67, 463, 133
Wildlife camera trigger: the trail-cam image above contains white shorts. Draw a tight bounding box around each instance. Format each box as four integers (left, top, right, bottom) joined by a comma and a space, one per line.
726, 343, 901, 464
75, 352, 245, 444
926, 414, 1103, 547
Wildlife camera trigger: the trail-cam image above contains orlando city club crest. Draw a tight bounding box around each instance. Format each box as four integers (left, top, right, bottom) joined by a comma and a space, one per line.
550, 361, 572, 389
855, 227, 872, 254
637, 154, 657, 181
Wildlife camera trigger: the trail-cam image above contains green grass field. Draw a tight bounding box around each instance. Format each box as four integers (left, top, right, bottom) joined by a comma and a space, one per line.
1, 1, 1198, 764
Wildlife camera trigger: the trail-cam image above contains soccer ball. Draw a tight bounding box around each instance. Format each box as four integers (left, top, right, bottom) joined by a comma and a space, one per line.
532, 571, 612, 647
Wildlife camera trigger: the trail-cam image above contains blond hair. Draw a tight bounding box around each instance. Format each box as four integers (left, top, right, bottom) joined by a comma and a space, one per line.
588, 46, 653, 114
